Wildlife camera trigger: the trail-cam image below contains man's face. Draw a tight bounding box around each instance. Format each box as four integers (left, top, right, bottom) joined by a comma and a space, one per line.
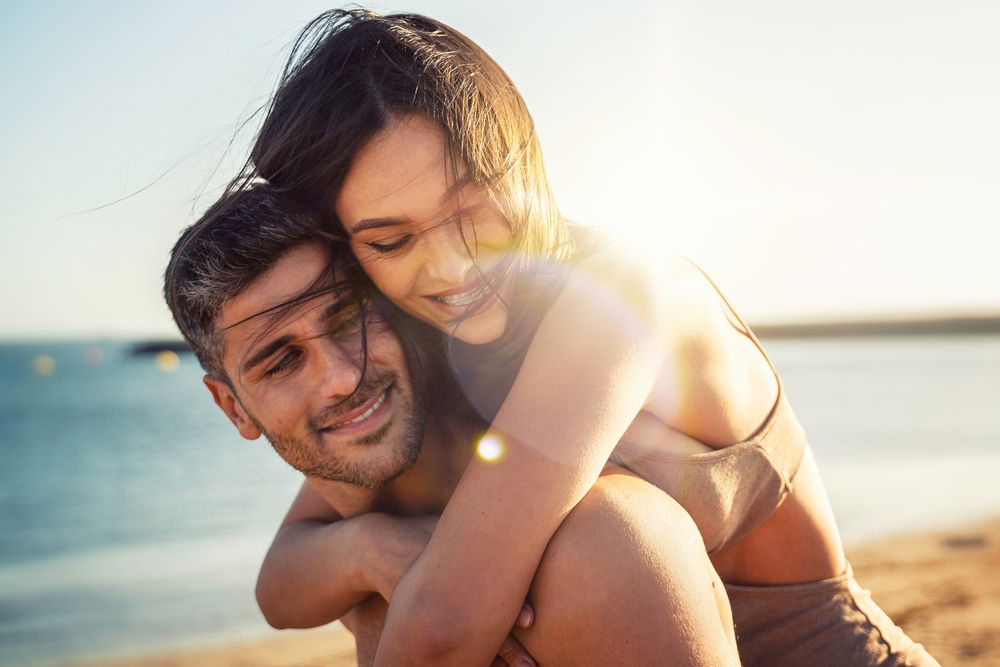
204, 243, 426, 488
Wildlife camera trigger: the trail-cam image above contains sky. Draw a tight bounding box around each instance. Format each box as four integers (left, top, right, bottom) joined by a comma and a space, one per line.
1, 0, 998, 339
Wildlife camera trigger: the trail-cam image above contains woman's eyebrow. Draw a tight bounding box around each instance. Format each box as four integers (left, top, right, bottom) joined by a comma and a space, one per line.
349, 188, 484, 235
349, 217, 406, 234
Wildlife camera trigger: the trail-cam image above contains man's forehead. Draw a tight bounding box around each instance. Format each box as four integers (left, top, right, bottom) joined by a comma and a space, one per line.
215, 244, 355, 368
217, 244, 327, 323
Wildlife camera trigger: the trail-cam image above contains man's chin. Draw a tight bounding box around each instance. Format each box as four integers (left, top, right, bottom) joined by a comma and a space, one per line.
311, 443, 422, 489
256, 382, 427, 488
349, 420, 394, 447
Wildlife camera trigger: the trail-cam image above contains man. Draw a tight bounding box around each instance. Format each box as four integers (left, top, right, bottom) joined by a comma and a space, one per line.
164, 184, 738, 666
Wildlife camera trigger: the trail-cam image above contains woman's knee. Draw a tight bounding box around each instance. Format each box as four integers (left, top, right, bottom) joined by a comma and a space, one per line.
517, 474, 737, 665
549, 472, 709, 571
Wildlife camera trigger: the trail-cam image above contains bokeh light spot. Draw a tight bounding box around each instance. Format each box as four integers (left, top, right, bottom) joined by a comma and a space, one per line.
84, 345, 103, 366
33, 354, 56, 376
476, 435, 504, 462
155, 350, 180, 373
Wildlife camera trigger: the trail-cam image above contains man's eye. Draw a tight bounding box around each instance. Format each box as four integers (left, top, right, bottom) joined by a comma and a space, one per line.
367, 235, 412, 253
263, 350, 301, 378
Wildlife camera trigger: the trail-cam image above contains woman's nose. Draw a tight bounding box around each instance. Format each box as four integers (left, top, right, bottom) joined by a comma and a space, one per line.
421, 222, 475, 285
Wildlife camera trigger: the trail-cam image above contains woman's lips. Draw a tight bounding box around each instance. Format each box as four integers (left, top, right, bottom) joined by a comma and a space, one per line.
425, 267, 502, 314
433, 280, 493, 306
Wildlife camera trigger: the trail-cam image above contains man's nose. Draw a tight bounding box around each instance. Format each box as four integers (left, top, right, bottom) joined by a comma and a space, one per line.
315, 340, 364, 399
421, 222, 475, 285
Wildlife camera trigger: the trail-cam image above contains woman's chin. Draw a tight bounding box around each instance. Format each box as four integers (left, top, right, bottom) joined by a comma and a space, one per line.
447, 302, 509, 345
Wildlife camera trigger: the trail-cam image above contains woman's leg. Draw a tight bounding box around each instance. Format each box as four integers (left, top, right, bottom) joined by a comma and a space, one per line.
515, 472, 738, 666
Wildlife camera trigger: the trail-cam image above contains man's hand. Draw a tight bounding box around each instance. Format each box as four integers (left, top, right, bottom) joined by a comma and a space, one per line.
349, 590, 537, 667
491, 602, 536, 667
492, 634, 535, 667
515, 601, 534, 630
367, 517, 538, 665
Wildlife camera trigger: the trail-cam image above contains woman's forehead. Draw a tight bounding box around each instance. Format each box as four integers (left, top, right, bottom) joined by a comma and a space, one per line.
335, 114, 469, 226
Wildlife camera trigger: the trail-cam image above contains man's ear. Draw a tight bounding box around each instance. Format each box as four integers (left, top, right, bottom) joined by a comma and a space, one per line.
203, 375, 262, 440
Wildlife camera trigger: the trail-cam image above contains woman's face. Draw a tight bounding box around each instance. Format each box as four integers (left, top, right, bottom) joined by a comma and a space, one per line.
335, 113, 514, 344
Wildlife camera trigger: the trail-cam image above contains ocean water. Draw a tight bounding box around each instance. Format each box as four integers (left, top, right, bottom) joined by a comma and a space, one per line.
1, 337, 999, 665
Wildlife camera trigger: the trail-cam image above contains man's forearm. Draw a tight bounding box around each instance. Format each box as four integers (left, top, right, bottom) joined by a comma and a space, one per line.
256, 512, 435, 629
257, 514, 382, 628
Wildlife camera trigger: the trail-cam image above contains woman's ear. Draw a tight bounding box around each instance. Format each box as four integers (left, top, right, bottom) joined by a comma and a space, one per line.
203, 375, 262, 440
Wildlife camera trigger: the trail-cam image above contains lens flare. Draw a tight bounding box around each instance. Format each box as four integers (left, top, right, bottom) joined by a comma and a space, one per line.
476, 434, 503, 462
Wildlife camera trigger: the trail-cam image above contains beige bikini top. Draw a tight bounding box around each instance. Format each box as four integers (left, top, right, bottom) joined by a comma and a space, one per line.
609, 378, 806, 554
609, 264, 806, 554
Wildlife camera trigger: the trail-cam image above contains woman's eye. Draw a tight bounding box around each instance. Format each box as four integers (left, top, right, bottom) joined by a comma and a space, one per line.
367, 235, 412, 253
263, 350, 301, 378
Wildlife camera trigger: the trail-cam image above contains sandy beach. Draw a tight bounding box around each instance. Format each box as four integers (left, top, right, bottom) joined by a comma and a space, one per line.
92, 516, 1000, 667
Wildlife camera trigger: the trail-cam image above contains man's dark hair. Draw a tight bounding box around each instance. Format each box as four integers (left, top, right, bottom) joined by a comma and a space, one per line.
164, 183, 360, 382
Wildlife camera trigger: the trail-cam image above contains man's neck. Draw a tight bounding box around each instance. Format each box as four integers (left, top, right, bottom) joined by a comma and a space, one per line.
309, 405, 484, 519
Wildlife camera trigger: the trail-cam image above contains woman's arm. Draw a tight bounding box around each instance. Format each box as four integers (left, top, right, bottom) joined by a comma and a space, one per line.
373, 249, 674, 665
256, 480, 436, 628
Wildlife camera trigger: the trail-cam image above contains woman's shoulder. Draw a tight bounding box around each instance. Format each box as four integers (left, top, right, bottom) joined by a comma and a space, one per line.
566, 241, 780, 444
569, 237, 723, 335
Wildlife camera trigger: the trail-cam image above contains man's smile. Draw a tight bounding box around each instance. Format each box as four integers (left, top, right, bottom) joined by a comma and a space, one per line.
315, 382, 395, 437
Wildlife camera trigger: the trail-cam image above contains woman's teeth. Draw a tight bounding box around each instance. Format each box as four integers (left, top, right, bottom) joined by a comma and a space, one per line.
435, 283, 490, 307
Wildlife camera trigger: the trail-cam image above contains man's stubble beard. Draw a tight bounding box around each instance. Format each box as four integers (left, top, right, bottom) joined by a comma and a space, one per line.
252, 374, 429, 489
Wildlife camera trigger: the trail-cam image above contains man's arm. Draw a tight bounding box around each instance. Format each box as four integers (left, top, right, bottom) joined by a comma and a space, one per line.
256, 480, 539, 667
256, 480, 435, 628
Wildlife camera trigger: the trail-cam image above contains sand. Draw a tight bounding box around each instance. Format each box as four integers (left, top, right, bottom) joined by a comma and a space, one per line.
91, 516, 1000, 667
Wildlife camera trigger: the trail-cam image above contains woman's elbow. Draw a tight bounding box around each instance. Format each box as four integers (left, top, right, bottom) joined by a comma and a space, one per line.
381, 598, 490, 664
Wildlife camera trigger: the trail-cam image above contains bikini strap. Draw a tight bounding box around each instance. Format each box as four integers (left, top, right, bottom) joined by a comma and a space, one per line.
681, 257, 782, 390
681, 257, 806, 493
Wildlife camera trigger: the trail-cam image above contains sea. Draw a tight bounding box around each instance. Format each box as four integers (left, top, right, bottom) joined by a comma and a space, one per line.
1, 336, 999, 665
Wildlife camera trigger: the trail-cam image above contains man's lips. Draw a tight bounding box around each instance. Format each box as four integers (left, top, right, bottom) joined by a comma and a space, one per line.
319, 386, 391, 433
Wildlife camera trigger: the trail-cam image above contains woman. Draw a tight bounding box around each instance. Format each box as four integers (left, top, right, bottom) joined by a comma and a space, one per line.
248, 9, 938, 666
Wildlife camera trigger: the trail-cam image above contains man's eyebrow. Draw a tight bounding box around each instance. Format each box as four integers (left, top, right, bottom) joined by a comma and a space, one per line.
241, 335, 294, 375
322, 297, 354, 322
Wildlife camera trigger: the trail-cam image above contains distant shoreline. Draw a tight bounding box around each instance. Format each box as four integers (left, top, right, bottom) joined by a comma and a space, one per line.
752, 315, 1000, 339
2, 315, 999, 347
144, 315, 1000, 348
